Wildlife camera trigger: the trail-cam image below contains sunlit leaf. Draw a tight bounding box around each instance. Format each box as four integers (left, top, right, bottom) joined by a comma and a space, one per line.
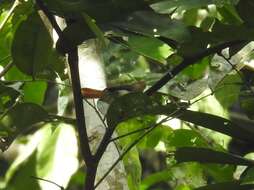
123, 35, 173, 64
166, 129, 208, 148
4, 124, 79, 190
36, 124, 79, 190
23, 81, 47, 105
140, 170, 173, 190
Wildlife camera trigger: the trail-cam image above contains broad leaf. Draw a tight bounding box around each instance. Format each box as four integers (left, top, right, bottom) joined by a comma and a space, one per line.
107, 93, 254, 143
214, 74, 242, 108
114, 11, 191, 44
123, 148, 142, 190
23, 81, 47, 105
119, 34, 173, 64
151, 0, 214, 14
4, 124, 79, 190
240, 90, 254, 120
166, 129, 208, 148
0, 83, 20, 111
11, 12, 53, 76
237, 0, 254, 27
36, 124, 79, 189
140, 170, 173, 190
195, 181, 254, 190
0, 103, 48, 151
174, 147, 254, 166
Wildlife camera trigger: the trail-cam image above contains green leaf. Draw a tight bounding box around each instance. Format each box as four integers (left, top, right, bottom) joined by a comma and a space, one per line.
167, 129, 208, 148
0, 82, 20, 111
174, 147, 254, 166
151, 0, 214, 14
203, 164, 235, 182
11, 11, 53, 76
240, 93, 254, 120
107, 93, 254, 143
115, 11, 191, 44
81, 12, 107, 47
171, 162, 206, 188
215, 74, 242, 108
144, 126, 171, 148
117, 116, 157, 146
23, 81, 47, 105
42, 0, 85, 16
0, 103, 48, 151
36, 124, 79, 189
123, 148, 142, 190
195, 181, 254, 190
5, 124, 79, 190
237, 0, 254, 27
217, 4, 243, 24
211, 21, 254, 42
43, 0, 148, 23
140, 170, 173, 190
4, 126, 52, 189
125, 35, 173, 64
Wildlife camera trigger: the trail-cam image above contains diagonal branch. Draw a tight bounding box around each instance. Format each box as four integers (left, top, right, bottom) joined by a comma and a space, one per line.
145, 40, 246, 95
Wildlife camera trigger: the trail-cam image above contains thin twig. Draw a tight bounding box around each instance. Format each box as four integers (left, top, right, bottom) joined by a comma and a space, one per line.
84, 99, 122, 156
0, 0, 20, 31
84, 99, 108, 129
35, 0, 62, 37
0, 79, 71, 87
109, 126, 152, 142
219, 53, 254, 96
30, 176, 64, 190
184, 122, 214, 148
0, 61, 14, 78
0, 55, 11, 63
48, 114, 76, 124
145, 40, 246, 95
94, 111, 180, 188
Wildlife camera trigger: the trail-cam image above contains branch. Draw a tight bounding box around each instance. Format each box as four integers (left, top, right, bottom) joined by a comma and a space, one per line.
35, 0, 62, 36
0, 61, 14, 78
35, 1, 95, 189
109, 126, 151, 142
145, 40, 246, 95
219, 53, 254, 96
0, 0, 20, 31
30, 176, 64, 190
94, 115, 177, 188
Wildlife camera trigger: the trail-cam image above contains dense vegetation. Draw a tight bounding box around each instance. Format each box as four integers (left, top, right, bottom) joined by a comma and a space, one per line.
1, 0, 254, 189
